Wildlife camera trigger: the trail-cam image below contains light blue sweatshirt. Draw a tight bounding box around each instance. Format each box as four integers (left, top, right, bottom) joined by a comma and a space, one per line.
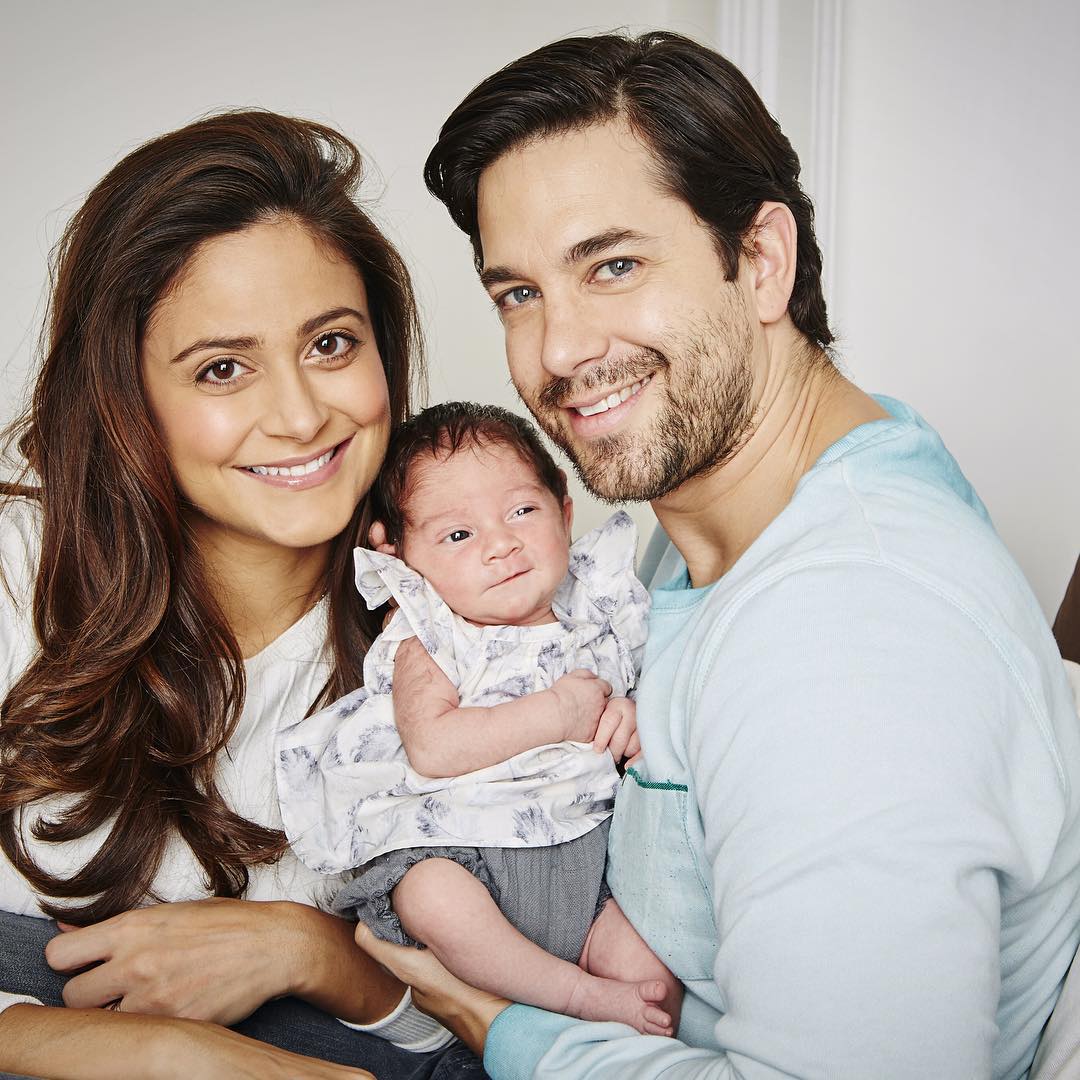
484, 398, 1080, 1080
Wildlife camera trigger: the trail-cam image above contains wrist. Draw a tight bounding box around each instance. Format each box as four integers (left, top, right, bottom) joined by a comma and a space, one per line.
264, 900, 317, 999
540, 687, 569, 741
415, 987, 510, 1058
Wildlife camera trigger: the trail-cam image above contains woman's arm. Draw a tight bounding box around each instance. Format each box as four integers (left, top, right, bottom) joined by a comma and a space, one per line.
0, 1004, 374, 1080
392, 637, 612, 777
47, 898, 404, 1027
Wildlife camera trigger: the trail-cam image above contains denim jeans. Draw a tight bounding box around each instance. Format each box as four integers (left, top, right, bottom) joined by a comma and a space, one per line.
0, 908, 486, 1080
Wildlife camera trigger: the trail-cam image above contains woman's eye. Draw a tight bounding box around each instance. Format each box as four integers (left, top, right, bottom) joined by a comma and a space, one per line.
196, 359, 246, 385
446, 529, 471, 543
595, 258, 637, 280
307, 331, 357, 360
498, 285, 539, 310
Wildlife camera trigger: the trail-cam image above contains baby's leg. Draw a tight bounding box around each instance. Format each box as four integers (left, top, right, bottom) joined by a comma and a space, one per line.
393, 857, 674, 1035
580, 898, 683, 1033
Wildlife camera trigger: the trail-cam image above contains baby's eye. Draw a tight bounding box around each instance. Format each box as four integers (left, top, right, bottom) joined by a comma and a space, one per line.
594, 257, 638, 281
445, 529, 471, 544
512, 506, 536, 518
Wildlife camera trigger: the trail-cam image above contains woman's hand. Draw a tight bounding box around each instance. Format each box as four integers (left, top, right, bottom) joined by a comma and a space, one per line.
0, 1004, 373, 1080
46, 897, 402, 1028
46, 898, 290, 1024
354, 922, 509, 1058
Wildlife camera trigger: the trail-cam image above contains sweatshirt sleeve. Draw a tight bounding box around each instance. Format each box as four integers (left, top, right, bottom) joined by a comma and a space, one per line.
486, 562, 1068, 1079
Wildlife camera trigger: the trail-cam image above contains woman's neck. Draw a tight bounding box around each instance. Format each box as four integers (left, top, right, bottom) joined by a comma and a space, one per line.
189, 516, 331, 658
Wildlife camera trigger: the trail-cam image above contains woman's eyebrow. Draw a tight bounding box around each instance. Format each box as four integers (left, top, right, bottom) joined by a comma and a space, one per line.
170, 334, 259, 365
296, 306, 368, 339
168, 307, 368, 365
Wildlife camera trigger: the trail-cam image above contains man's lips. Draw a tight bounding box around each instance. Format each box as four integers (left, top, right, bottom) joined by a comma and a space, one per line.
566, 375, 653, 417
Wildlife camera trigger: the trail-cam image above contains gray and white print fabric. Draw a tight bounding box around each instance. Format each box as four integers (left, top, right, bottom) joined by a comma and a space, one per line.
275, 511, 649, 873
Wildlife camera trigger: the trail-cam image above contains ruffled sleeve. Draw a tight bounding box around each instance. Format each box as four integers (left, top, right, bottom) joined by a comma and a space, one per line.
352, 548, 463, 686
554, 510, 650, 692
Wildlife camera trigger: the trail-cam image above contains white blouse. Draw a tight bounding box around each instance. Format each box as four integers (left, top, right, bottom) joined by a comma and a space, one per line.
0, 498, 342, 1009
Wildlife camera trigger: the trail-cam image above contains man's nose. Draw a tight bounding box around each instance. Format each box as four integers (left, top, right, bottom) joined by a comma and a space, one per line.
539, 292, 610, 378
261, 365, 330, 444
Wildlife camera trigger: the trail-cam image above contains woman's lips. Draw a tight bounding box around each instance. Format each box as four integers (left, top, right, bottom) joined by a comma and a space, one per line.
238, 436, 352, 490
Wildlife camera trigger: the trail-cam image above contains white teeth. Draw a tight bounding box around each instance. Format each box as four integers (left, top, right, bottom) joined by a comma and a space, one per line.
575, 376, 651, 417
248, 447, 334, 477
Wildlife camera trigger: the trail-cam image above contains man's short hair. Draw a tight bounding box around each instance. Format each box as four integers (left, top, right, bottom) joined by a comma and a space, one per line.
372, 401, 568, 545
424, 30, 833, 349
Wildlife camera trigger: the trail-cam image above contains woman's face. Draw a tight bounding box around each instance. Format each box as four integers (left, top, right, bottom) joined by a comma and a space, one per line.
141, 217, 391, 558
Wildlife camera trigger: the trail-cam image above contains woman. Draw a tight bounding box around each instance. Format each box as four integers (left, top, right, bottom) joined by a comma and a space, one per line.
0, 110, 480, 1079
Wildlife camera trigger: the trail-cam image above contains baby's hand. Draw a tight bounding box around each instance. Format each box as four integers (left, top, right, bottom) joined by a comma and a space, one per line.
549, 669, 612, 742
592, 697, 640, 763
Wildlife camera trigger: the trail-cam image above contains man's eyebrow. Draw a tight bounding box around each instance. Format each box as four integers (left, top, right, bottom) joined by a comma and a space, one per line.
478, 229, 654, 292
169, 307, 368, 365
564, 228, 653, 267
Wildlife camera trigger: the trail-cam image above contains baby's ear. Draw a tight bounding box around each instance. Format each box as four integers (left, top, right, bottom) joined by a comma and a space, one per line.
559, 477, 574, 536
368, 520, 397, 555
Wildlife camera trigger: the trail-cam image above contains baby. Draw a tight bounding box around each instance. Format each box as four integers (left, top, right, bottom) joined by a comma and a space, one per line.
277, 401, 681, 1038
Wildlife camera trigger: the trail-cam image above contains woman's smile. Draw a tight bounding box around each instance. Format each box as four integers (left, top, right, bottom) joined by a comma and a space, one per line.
142, 217, 391, 553
240, 435, 352, 488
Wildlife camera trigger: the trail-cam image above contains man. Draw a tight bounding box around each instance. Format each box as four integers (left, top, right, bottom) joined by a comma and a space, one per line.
376, 31, 1080, 1078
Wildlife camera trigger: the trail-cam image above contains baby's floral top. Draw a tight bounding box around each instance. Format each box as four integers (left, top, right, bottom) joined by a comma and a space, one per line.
276, 511, 650, 873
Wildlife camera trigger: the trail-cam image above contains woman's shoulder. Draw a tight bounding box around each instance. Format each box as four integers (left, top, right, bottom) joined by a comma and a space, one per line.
0, 495, 41, 605
0, 495, 42, 695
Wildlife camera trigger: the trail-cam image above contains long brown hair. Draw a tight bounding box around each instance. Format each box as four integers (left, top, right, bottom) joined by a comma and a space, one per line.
0, 111, 422, 923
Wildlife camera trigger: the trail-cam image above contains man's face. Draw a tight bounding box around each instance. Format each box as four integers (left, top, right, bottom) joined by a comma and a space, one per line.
476, 120, 758, 504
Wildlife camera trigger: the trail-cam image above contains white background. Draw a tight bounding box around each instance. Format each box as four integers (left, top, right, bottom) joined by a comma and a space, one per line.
2, 0, 1077, 616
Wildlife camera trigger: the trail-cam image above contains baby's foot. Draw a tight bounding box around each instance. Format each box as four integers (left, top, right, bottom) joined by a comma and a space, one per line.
564, 974, 673, 1036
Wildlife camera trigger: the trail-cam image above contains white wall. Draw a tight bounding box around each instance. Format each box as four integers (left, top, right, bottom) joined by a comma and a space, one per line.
3, 2, 1077, 614
0, 0, 671, 546
830, 0, 1080, 615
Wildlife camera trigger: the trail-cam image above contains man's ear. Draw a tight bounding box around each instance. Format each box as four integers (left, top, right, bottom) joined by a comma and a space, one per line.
746, 201, 798, 326
368, 520, 397, 556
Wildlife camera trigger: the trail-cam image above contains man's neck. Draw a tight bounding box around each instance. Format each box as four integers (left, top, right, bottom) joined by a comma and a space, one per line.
652, 347, 888, 589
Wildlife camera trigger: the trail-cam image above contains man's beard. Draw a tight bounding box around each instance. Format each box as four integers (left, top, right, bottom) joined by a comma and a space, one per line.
519, 308, 756, 504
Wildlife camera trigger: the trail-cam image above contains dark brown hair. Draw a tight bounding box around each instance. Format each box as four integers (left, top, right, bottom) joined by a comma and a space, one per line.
0, 111, 422, 923
373, 401, 567, 545
424, 30, 832, 349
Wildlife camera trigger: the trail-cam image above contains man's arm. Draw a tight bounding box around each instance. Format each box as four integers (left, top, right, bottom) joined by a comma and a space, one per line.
483, 564, 1063, 1078
392, 637, 610, 777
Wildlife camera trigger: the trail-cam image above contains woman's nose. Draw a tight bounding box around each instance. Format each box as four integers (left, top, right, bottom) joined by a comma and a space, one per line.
261, 366, 330, 444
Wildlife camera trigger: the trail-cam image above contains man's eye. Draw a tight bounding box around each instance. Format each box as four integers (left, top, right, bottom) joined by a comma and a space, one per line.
595, 258, 637, 280
498, 285, 539, 309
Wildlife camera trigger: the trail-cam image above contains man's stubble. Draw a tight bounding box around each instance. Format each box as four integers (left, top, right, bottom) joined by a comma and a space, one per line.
517, 296, 757, 505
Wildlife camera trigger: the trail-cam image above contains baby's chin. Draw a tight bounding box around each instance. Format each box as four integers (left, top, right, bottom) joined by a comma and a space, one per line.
459, 601, 560, 628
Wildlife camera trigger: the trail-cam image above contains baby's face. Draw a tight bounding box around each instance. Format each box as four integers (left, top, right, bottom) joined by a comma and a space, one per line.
398, 441, 573, 627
